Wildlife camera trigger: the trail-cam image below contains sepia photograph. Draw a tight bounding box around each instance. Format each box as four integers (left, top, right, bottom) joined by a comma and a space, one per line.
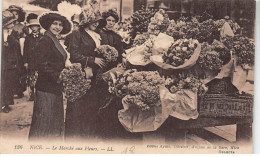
0, 0, 256, 154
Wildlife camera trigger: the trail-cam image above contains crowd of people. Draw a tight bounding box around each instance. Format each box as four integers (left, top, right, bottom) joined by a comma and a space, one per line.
1, 2, 138, 141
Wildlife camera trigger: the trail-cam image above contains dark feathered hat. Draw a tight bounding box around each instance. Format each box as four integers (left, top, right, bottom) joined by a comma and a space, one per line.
39, 12, 72, 35
7, 5, 26, 22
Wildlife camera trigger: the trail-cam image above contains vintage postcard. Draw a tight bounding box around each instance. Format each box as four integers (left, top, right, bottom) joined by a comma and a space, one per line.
0, 0, 256, 154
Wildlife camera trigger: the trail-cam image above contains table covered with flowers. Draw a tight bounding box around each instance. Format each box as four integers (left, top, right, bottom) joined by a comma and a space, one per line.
60, 8, 254, 142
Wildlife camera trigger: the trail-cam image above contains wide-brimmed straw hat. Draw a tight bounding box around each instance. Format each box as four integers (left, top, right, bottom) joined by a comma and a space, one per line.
39, 12, 72, 35
26, 13, 40, 26
79, 7, 102, 26
79, 0, 102, 26
2, 10, 16, 28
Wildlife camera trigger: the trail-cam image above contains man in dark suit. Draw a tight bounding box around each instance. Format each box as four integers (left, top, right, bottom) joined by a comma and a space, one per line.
23, 13, 42, 101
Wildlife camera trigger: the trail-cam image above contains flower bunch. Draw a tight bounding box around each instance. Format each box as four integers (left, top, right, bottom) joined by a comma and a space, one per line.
197, 42, 224, 70
148, 9, 170, 34
143, 35, 157, 61
59, 63, 91, 102
166, 18, 200, 40
163, 39, 198, 66
215, 16, 240, 33
132, 32, 151, 47
27, 71, 38, 88
108, 69, 165, 111
165, 73, 206, 95
128, 6, 156, 38
95, 45, 118, 62
197, 19, 219, 44
211, 40, 231, 64
232, 35, 255, 66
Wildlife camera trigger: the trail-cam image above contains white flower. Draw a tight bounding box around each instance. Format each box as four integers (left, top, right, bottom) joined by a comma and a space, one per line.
182, 47, 187, 51
188, 44, 194, 48
185, 77, 191, 83
176, 46, 181, 51
155, 12, 164, 21
183, 39, 189, 43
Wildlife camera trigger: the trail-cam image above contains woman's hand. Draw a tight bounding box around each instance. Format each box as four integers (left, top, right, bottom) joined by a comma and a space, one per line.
94, 57, 106, 68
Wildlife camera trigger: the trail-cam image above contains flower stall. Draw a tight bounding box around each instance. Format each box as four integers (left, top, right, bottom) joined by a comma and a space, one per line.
59, 7, 254, 141
100, 8, 254, 141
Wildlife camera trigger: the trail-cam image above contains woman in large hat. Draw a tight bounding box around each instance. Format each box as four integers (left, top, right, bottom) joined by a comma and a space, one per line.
7, 5, 26, 37
1, 10, 22, 113
64, 2, 105, 140
28, 12, 72, 140
7, 5, 27, 98
96, 9, 139, 140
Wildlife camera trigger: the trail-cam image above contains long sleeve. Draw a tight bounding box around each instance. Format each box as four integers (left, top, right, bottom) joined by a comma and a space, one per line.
36, 37, 60, 82
23, 36, 29, 64
68, 31, 95, 68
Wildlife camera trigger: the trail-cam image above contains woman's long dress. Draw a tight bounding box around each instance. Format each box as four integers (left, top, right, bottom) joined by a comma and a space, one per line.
1, 30, 21, 108
96, 28, 142, 140
65, 28, 101, 140
28, 31, 66, 141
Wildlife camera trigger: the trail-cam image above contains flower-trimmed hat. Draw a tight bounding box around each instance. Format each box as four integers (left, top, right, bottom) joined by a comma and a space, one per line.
26, 13, 40, 26
72, 14, 80, 25
102, 9, 119, 23
2, 10, 16, 28
79, 0, 102, 26
7, 5, 26, 22
39, 12, 72, 35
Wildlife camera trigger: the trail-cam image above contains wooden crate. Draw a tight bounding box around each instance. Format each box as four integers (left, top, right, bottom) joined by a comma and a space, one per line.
199, 94, 253, 118
198, 78, 254, 118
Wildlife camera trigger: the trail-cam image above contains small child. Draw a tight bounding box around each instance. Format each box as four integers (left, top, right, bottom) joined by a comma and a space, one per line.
23, 13, 42, 101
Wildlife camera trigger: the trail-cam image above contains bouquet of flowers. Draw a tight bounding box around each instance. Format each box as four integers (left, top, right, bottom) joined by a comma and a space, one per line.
127, 6, 156, 41
94, 45, 119, 82
163, 39, 198, 67
211, 40, 231, 64
160, 73, 204, 121
232, 35, 255, 67
125, 34, 156, 65
95, 45, 118, 63
197, 39, 231, 71
132, 32, 151, 47
166, 17, 200, 40
27, 71, 38, 89
215, 16, 240, 34
59, 63, 91, 102
108, 69, 165, 111
164, 73, 206, 96
197, 19, 219, 44
197, 42, 224, 71
148, 9, 170, 35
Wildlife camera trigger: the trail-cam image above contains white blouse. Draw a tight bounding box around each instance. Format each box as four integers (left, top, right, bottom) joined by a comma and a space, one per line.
85, 30, 101, 47
3, 29, 12, 42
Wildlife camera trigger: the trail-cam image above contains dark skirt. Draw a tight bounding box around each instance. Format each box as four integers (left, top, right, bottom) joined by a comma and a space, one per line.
29, 90, 64, 141
1, 69, 16, 108
65, 86, 100, 140
97, 81, 142, 140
